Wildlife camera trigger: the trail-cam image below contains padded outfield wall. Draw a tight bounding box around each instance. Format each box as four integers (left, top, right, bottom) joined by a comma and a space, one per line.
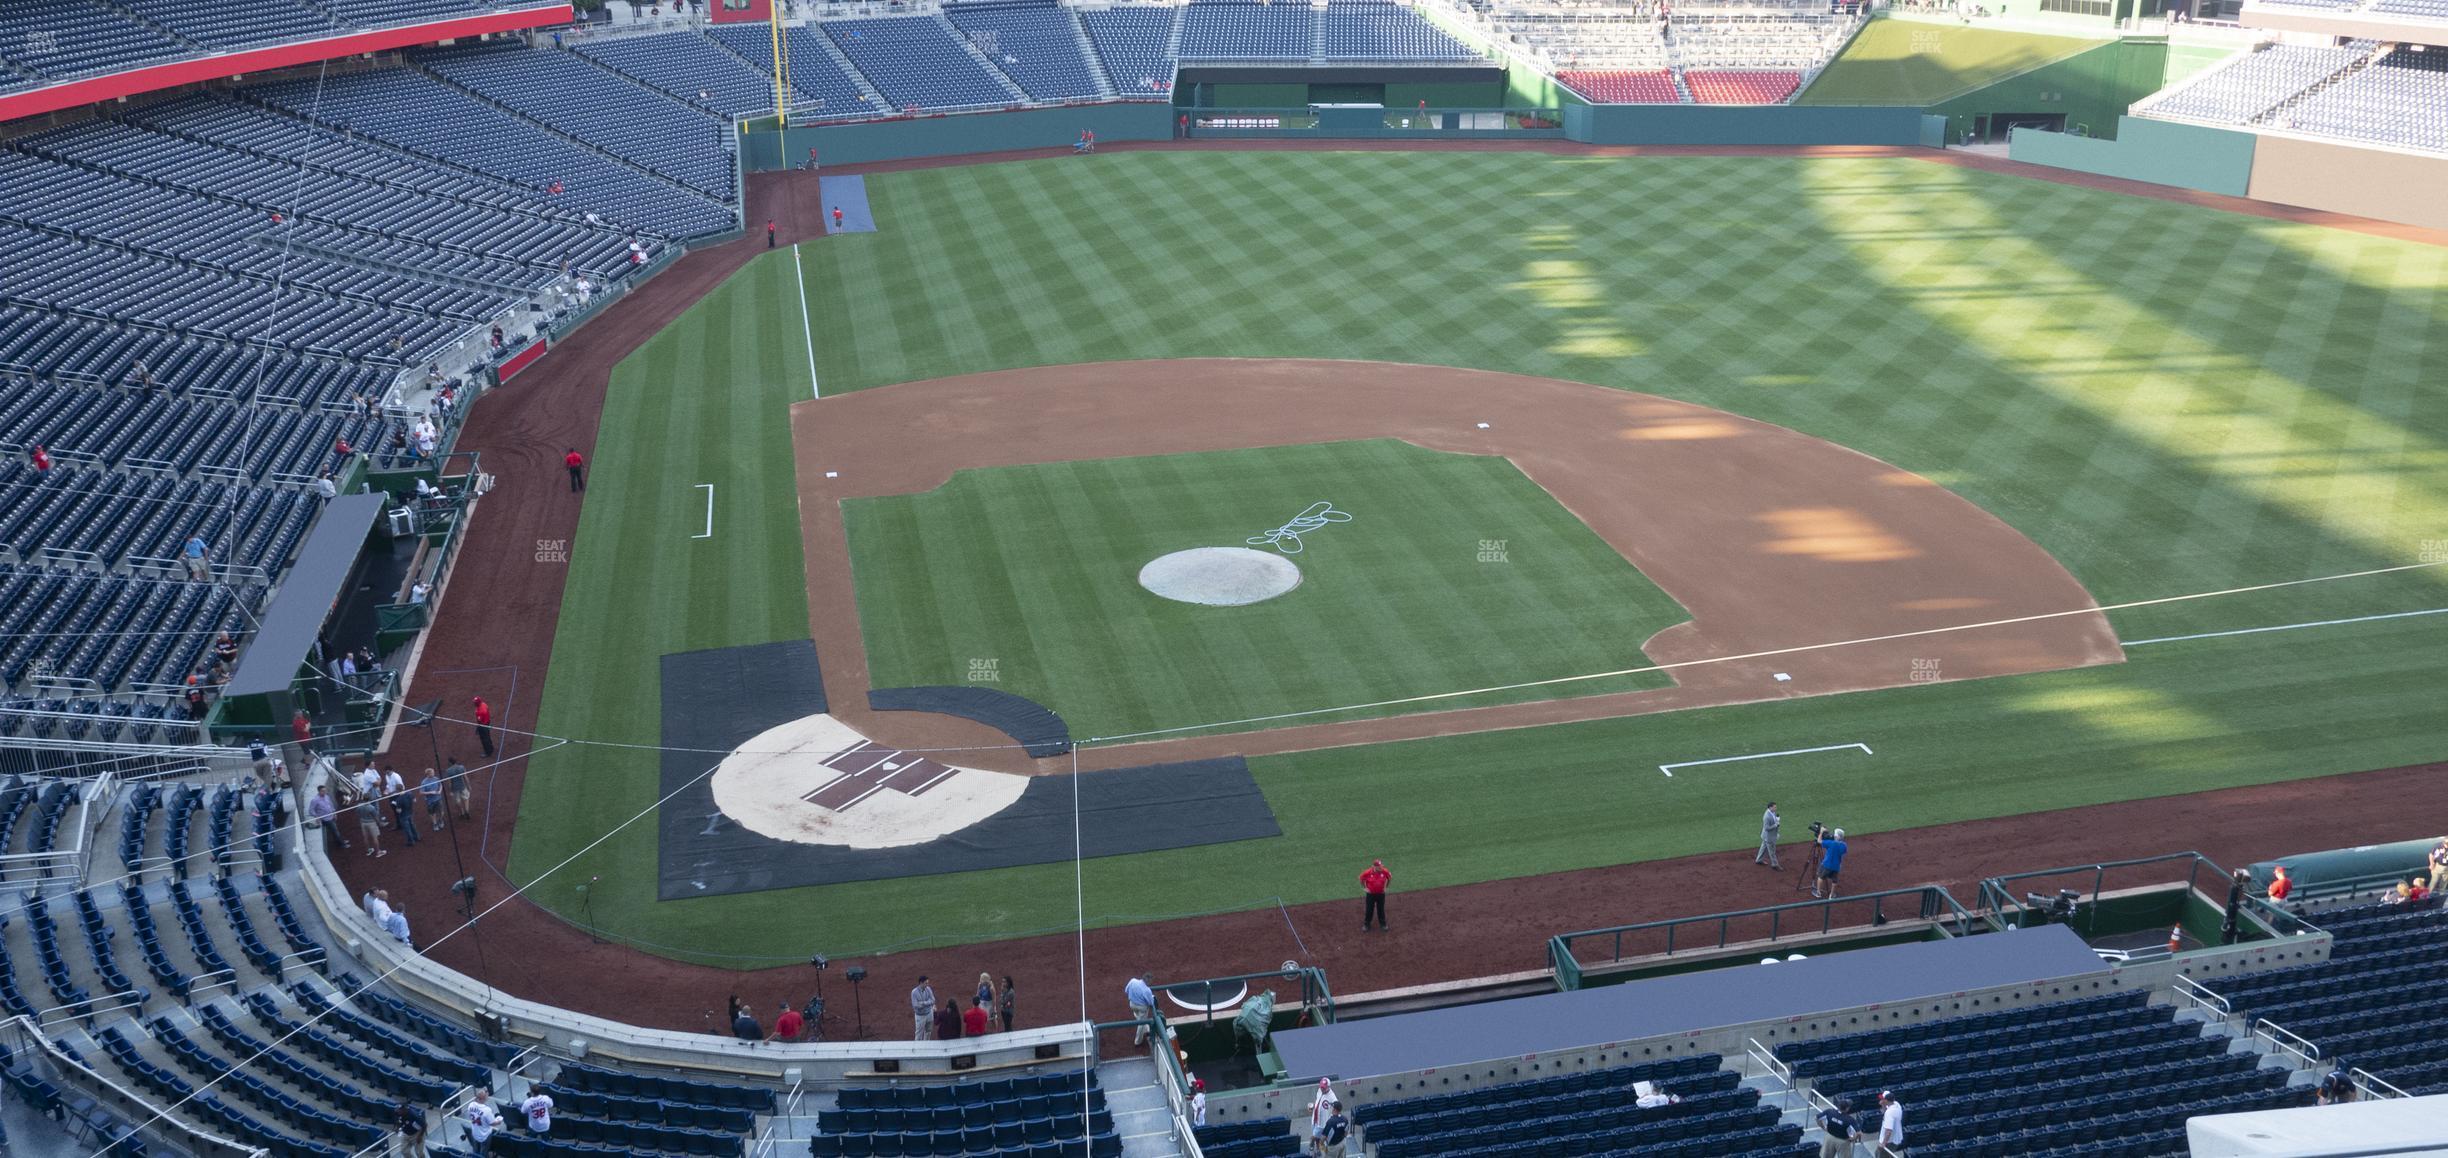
2245, 134, 2448, 232
747, 97, 1924, 166
750, 102, 1176, 168
1565, 103, 1924, 145
2006, 114, 2256, 196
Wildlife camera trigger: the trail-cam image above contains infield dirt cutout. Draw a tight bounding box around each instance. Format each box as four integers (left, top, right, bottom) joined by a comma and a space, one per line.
789, 359, 2123, 773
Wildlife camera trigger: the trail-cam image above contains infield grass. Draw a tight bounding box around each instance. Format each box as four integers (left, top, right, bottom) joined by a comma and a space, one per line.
513, 150, 2448, 965
845, 440, 1684, 738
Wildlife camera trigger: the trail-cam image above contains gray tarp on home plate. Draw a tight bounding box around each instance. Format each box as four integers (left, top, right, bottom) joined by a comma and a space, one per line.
654, 640, 1280, 900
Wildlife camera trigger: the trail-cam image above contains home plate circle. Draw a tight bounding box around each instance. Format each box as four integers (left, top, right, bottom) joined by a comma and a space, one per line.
1137, 547, 1302, 606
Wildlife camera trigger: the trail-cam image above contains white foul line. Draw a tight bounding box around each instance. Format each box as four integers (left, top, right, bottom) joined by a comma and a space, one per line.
694, 483, 714, 539
2122, 606, 2448, 647
1660, 742, 1871, 778
790, 239, 820, 399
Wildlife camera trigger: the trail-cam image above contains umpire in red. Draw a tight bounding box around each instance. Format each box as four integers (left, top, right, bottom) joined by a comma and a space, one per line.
1360, 859, 1391, 931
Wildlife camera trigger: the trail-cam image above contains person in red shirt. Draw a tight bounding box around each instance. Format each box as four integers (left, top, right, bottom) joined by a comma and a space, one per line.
771, 1002, 804, 1042
565, 448, 586, 493
766, 219, 777, 248
831, 206, 843, 230
963, 1001, 988, 1037
471, 696, 496, 758
28, 445, 50, 474
1360, 859, 1391, 931
2267, 865, 2293, 902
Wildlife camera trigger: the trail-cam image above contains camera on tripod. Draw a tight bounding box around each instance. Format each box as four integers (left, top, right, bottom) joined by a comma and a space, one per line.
1806, 821, 1826, 838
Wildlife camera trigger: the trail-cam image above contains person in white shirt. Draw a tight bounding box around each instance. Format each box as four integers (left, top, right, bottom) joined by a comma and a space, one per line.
1878, 1090, 1905, 1154
363, 890, 392, 925
463, 1089, 502, 1152
1307, 1079, 1337, 1153
1188, 1078, 1205, 1127
521, 1091, 554, 1135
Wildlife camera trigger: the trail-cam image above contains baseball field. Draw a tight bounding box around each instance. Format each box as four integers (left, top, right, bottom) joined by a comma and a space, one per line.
494, 148, 2448, 970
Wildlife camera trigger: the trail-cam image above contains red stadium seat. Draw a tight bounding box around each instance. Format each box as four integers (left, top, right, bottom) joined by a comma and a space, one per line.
1557, 70, 1681, 103
1682, 70, 1802, 105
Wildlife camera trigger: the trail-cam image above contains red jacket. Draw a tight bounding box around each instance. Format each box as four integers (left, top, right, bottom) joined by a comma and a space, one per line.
565, 451, 584, 469
1360, 865, 1390, 895
472, 699, 493, 727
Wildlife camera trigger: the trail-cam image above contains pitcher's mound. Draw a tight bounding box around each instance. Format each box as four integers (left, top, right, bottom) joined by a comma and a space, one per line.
1139, 547, 1302, 606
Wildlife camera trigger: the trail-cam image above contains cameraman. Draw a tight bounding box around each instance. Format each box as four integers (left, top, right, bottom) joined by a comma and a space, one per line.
1813, 827, 1849, 899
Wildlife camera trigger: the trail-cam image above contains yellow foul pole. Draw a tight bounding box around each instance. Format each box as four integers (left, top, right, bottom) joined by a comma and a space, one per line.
769, 2, 790, 126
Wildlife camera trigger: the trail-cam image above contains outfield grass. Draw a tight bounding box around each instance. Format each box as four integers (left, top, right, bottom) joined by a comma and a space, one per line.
845, 440, 1684, 738
1798, 18, 2107, 105
513, 151, 2448, 965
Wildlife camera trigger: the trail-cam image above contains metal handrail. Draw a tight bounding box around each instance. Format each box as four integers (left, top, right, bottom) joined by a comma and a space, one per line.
34, 987, 144, 1029
745, 1073, 808, 1157
2351, 1067, 2409, 1100
187, 966, 241, 998
1745, 1038, 1795, 1111
2252, 1018, 2321, 1068
2171, 974, 2230, 1021
1979, 851, 2225, 935
1549, 885, 1978, 987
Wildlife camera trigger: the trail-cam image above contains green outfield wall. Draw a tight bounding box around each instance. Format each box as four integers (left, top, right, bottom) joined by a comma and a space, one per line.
1930, 37, 2170, 142
2006, 114, 2255, 196
1565, 103, 1925, 145
747, 102, 1176, 168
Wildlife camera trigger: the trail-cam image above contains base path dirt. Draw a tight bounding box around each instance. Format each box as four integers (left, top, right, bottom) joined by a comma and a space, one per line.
350, 156, 2445, 1041
790, 359, 2121, 770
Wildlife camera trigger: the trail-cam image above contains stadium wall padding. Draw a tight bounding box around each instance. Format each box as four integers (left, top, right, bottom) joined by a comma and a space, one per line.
1563, 104, 1923, 145
1929, 37, 2170, 142
753, 103, 1176, 167
2005, 115, 2254, 196
2245, 134, 2448, 232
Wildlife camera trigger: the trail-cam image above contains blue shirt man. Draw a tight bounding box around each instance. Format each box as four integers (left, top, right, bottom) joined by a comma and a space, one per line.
1814, 828, 1849, 898
1125, 975, 1156, 1045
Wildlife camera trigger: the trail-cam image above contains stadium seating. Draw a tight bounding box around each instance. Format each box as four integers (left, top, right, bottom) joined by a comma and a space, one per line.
418, 41, 737, 199
946, 1, 1110, 102
577, 29, 787, 117
2140, 40, 2448, 155
1559, 69, 1680, 103
1079, 6, 1183, 94
825, 16, 1024, 111
1195, 1115, 1305, 1158
1682, 70, 1803, 105
1347, 1055, 1791, 1158
0, 0, 192, 84
115, 0, 340, 51
2145, 43, 2368, 126
1318, 1, 1481, 60
708, 24, 891, 119
1180, 0, 1317, 60
1779, 990, 2305, 1154
813, 1071, 1116, 1157
250, 67, 733, 239
2273, 45, 2448, 154
2219, 898, 2448, 1092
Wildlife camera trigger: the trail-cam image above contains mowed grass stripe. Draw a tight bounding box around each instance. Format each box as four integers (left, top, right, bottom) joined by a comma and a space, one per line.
511, 152, 2448, 960
845, 441, 1683, 736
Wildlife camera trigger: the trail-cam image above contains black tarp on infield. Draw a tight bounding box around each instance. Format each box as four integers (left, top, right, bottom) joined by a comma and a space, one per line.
868, 685, 1072, 756
656, 641, 1280, 900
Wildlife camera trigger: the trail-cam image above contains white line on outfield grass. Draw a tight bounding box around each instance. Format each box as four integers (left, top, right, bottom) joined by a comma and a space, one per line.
1079, 559, 2448, 746
1660, 743, 1871, 778
791, 240, 820, 398
2121, 606, 2448, 647
694, 483, 714, 539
